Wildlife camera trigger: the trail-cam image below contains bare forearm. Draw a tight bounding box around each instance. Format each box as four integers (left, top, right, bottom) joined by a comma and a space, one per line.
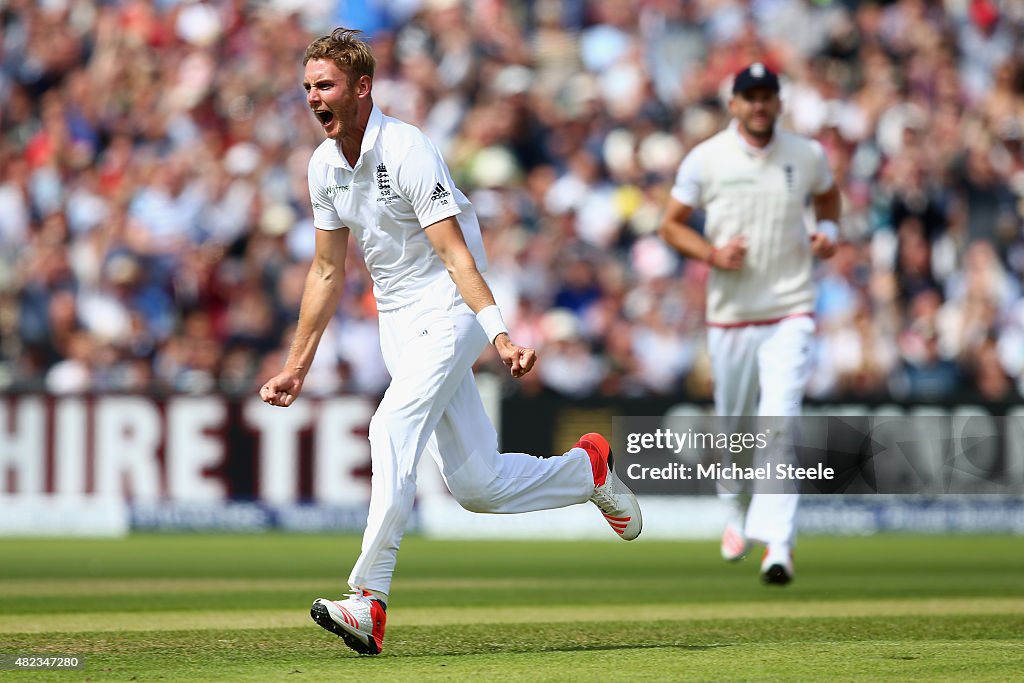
813, 186, 841, 222
660, 220, 713, 262
446, 252, 496, 314
424, 216, 500, 316
284, 268, 345, 378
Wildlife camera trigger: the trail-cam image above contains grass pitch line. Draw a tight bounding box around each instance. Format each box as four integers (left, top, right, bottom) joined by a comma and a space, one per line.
2, 598, 1022, 635
0, 578, 336, 597
0, 576, 630, 597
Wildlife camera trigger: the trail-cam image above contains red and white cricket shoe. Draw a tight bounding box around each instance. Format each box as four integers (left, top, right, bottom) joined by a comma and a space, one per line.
576, 432, 642, 541
720, 522, 749, 562
310, 591, 387, 655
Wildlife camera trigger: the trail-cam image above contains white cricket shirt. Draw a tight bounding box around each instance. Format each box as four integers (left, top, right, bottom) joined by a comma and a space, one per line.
671, 121, 833, 326
308, 105, 488, 311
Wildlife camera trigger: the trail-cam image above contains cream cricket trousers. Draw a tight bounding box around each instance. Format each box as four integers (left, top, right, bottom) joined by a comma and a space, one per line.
348, 276, 594, 594
708, 315, 815, 550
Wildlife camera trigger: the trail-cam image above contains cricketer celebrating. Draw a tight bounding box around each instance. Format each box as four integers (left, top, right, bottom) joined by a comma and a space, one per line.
259, 29, 640, 654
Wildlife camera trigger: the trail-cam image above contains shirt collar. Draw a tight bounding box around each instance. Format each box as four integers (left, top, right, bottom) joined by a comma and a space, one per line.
360, 104, 383, 160
729, 119, 776, 157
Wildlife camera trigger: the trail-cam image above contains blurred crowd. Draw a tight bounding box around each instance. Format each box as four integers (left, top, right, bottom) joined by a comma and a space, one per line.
1, 0, 1022, 404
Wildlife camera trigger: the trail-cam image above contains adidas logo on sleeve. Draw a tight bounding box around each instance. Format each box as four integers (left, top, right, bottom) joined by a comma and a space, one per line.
430, 182, 451, 201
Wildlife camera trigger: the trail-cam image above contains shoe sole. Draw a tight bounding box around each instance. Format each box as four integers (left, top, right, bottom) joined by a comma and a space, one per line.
605, 470, 642, 541
617, 473, 642, 540
310, 601, 381, 655
761, 564, 792, 586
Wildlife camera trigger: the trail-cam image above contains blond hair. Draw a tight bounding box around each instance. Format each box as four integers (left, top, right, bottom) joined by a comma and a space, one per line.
303, 28, 376, 81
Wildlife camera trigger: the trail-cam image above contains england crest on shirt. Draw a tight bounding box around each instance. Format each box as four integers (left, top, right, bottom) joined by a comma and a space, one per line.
376, 163, 398, 204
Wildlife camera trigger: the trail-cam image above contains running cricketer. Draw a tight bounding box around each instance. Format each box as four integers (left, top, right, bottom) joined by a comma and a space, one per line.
659, 63, 840, 586
259, 28, 641, 654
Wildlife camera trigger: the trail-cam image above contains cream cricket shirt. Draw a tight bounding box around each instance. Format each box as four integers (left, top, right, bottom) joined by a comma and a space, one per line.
671, 122, 833, 326
308, 105, 488, 311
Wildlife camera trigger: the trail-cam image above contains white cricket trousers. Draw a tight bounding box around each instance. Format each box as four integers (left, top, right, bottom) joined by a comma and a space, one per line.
348, 277, 594, 594
708, 315, 815, 549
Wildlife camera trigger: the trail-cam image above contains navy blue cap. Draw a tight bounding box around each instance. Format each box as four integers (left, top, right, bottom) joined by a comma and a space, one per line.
732, 63, 780, 95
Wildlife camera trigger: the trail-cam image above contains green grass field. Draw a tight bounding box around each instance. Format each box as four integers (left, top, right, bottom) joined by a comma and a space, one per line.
1, 534, 1022, 681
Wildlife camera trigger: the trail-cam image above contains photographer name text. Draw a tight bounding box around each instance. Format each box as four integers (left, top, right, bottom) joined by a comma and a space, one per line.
626, 462, 835, 481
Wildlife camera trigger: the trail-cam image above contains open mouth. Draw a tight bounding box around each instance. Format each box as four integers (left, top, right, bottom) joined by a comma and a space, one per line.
314, 110, 335, 126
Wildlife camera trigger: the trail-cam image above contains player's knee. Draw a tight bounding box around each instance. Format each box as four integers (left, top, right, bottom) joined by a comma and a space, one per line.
448, 480, 500, 513
450, 487, 491, 513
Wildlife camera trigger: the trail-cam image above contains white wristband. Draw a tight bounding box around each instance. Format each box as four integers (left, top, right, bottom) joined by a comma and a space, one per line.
476, 305, 508, 344
816, 219, 839, 242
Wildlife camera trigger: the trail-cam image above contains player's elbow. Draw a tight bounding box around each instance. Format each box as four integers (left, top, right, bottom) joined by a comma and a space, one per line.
309, 260, 344, 293
658, 220, 685, 251
658, 221, 673, 243
311, 263, 337, 283
659, 202, 693, 243
442, 250, 479, 280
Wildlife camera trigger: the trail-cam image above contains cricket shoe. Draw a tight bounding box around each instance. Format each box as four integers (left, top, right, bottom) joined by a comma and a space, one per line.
310, 591, 387, 655
720, 522, 749, 562
760, 547, 794, 586
577, 432, 642, 540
